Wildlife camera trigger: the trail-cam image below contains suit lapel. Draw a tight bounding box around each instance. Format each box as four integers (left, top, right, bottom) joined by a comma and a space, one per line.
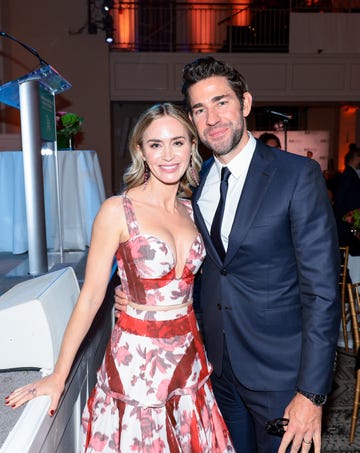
224, 144, 276, 265
193, 145, 277, 266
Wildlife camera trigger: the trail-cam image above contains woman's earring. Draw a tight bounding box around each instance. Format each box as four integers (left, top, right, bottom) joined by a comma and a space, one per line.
143, 161, 150, 188
189, 156, 199, 186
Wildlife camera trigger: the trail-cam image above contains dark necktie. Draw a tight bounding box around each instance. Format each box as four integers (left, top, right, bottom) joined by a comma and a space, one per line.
210, 166, 231, 260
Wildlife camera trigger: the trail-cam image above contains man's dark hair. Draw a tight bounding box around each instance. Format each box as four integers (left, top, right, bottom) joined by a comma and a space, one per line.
181, 56, 249, 111
345, 147, 360, 166
258, 132, 282, 149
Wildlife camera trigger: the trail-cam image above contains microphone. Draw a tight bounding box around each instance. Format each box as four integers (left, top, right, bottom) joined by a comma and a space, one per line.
0, 31, 49, 66
266, 110, 292, 121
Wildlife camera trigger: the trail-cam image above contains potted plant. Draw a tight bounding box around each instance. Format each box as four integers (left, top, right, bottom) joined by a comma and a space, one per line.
56, 111, 83, 149
343, 208, 360, 238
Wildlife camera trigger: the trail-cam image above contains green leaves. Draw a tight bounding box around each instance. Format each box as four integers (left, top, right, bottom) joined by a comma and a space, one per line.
56, 112, 83, 137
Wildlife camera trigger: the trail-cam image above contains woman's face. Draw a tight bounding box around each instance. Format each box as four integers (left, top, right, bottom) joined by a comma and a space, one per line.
139, 115, 192, 186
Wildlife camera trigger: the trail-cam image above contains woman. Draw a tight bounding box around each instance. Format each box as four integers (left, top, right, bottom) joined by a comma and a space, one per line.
6, 103, 234, 452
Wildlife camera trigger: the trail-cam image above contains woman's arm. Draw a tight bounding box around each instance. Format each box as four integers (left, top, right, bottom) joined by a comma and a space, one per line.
5, 196, 125, 415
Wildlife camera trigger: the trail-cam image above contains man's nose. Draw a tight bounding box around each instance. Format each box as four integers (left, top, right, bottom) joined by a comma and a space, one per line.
206, 108, 220, 125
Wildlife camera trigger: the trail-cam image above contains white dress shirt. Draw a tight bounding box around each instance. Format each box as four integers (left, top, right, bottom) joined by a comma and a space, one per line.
198, 132, 256, 252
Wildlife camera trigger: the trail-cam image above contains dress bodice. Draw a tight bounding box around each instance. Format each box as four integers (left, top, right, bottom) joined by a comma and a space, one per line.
115, 195, 205, 312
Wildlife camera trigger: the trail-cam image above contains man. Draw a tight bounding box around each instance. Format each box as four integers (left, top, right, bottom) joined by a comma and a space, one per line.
332, 146, 360, 255
116, 57, 340, 452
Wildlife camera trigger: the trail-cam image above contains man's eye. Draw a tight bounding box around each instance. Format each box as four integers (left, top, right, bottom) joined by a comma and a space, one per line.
218, 100, 227, 106
193, 108, 204, 116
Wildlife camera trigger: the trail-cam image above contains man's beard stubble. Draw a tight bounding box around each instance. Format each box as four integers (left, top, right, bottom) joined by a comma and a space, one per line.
201, 118, 245, 159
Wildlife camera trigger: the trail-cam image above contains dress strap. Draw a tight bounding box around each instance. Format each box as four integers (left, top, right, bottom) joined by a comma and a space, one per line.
178, 198, 194, 222
121, 194, 140, 237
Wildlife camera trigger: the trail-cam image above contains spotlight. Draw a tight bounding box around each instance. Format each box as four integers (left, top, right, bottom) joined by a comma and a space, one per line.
105, 31, 114, 44
103, 12, 114, 44
103, 0, 114, 12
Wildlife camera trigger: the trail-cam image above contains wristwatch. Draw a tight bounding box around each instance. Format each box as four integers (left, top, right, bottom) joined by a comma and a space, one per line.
297, 389, 327, 406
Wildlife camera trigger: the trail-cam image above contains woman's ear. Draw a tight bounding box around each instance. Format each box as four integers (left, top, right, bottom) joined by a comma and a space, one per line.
136, 144, 145, 160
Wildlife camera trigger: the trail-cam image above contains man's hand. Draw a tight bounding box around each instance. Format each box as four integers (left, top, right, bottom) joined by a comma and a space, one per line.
278, 392, 322, 453
114, 284, 128, 317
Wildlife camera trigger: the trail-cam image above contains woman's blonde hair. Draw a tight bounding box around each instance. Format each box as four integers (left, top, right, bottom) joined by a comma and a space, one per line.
123, 103, 202, 198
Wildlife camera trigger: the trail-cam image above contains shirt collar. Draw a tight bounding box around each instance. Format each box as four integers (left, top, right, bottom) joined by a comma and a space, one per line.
213, 132, 256, 179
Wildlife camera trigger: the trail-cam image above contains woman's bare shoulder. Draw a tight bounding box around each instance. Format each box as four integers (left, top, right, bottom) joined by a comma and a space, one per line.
93, 195, 127, 228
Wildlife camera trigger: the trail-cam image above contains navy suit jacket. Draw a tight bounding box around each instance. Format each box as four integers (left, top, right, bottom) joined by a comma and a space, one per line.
192, 140, 340, 394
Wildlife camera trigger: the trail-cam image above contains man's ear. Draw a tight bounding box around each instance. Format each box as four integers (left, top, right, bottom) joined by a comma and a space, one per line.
242, 92, 253, 118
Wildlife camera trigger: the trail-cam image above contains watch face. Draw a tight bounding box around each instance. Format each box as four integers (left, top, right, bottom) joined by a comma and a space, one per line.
298, 390, 327, 406
313, 394, 327, 405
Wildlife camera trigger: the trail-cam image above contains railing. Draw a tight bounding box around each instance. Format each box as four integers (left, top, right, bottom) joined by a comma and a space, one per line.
98, 1, 360, 52
291, 0, 360, 12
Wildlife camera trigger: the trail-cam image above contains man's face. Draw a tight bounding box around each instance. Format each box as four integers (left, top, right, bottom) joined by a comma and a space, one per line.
188, 76, 252, 164
354, 155, 360, 169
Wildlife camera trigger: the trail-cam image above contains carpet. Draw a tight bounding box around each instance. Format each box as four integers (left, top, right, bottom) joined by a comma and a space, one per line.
322, 348, 360, 452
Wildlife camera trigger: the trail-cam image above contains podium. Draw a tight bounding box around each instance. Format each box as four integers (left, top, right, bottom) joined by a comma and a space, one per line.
0, 65, 71, 275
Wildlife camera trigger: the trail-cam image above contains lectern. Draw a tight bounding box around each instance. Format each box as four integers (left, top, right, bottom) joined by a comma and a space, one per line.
0, 65, 71, 275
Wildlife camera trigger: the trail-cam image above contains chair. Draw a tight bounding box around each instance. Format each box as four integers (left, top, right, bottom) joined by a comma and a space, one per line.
346, 282, 360, 443
339, 246, 351, 352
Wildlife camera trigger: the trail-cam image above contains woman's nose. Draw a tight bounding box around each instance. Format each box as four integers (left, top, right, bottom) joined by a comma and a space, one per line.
162, 144, 174, 160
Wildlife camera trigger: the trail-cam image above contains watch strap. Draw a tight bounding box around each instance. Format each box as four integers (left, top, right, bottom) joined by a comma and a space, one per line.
297, 389, 327, 406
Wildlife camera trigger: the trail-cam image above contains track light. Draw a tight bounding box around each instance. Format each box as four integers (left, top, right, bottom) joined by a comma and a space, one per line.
103, 0, 113, 12
103, 12, 114, 44
105, 31, 114, 44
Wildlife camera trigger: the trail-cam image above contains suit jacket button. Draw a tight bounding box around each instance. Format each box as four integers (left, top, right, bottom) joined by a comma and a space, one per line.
217, 303, 222, 310
220, 269, 227, 275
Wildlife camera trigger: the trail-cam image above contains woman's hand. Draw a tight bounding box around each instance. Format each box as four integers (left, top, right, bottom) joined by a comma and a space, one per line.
5, 372, 65, 417
114, 284, 129, 318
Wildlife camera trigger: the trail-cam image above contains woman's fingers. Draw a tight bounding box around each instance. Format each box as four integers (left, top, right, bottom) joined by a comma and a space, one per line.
5, 384, 37, 408
5, 376, 64, 415
48, 394, 61, 417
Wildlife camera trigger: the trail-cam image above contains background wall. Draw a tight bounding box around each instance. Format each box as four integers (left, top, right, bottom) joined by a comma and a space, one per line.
0, 0, 112, 194
0, 3, 359, 194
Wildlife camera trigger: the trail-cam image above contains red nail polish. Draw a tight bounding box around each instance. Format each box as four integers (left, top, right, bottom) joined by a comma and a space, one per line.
50, 410, 54, 416
5, 396, 9, 400
11, 404, 16, 408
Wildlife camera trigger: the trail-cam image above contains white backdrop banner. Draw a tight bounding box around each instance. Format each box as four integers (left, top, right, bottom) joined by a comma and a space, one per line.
253, 130, 329, 172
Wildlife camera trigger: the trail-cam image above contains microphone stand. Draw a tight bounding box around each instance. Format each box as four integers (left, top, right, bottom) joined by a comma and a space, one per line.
283, 118, 289, 152
0, 32, 69, 273
0, 31, 49, 66
267, 110, 292, 151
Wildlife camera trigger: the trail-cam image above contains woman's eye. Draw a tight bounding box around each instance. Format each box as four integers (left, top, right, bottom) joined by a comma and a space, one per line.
174, 140, 184, 147
150, 143, 160, 149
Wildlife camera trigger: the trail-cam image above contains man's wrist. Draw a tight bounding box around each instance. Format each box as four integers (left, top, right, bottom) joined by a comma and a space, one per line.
297, 388, 327, 406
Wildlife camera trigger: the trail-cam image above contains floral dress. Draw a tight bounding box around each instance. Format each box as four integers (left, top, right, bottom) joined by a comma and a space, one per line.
81, 195, 234, 452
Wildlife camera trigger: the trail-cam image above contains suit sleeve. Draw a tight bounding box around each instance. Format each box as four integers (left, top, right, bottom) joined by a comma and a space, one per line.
290, 159, 340, 394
